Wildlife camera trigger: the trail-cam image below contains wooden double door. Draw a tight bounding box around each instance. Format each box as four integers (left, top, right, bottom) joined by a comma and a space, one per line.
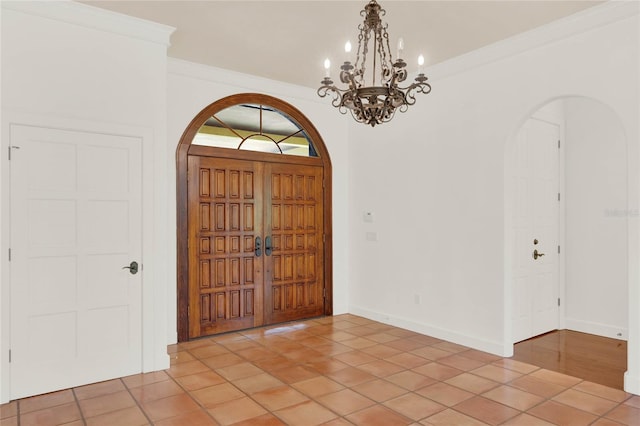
188, 155, 325, 338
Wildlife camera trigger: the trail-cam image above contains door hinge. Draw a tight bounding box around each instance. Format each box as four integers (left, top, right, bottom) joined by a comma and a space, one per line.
322, 179, 325, 189
558, 140, 561, 149
323, 234, 326, 243
8, 248, 11, 261
558, 193, 561, 202
558, 245, 561, 254
8, 146, 20, 160
187, 306, 190, 317
558, 298, 561, 307
8, 349, 11, 363
323, 288, 326, 298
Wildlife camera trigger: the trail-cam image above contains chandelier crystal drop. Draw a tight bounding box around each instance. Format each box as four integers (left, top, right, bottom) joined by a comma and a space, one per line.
317, 0, 431, 127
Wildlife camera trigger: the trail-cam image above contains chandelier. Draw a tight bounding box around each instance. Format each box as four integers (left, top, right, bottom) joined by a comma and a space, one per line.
317, 0, 431, 127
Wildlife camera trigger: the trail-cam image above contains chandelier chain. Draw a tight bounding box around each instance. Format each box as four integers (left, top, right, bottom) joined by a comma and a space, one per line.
355, 26, 367, 86
378, 25, 391, 85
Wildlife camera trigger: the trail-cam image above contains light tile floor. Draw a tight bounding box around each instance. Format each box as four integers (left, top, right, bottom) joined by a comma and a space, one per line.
1, 314, 639, 425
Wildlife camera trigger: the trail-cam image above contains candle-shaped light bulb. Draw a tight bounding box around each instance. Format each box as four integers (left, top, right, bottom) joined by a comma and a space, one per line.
418, 54, 425, 73
345, 41, 352, 54
397, 37, 404, 59
324, 58, 331, 78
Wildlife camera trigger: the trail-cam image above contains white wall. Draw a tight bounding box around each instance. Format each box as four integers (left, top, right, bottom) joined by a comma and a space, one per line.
346, 2, 639, 394
0, 1, 174, 402
564, 98, 628, 339
166, 60, 350, 344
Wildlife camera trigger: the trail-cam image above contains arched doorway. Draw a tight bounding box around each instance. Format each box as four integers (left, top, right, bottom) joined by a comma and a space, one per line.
176, 93, 333, 342
505, 96, 629, 385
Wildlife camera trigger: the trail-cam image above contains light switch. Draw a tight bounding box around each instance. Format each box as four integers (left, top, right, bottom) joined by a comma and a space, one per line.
363, 211, 374, 223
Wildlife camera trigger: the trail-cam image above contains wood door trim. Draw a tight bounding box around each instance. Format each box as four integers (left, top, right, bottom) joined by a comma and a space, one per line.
188, 144, 324, 166
176, 93, 333, 342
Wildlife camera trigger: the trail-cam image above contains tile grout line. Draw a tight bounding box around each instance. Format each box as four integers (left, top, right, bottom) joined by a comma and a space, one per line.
212, 323, 459, 424
278, 322, 511, 424
272, 324, 416, 423
202, 323, 399, 424
163, 366, 221, 424
191, 335, 351, 425
483, 371, 634, 425
122, 377, 158, 425
70, 387, 88, 426
15, 315, 625, 426
289, 323, 409, 424
172, 317, 635, 425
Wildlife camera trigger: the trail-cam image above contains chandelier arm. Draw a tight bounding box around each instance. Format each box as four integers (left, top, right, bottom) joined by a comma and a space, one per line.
400, 80, 432, 106
317, 85, 350, 114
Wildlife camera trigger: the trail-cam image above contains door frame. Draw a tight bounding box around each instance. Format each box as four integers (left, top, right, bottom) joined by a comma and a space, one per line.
1, 112, 169, 403
505, 100, 567, 353
176, 93, 333, 342
504, 95, 634, 356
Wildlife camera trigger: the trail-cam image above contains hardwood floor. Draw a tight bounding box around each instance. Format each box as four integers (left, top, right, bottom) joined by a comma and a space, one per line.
513, 330, 627, 390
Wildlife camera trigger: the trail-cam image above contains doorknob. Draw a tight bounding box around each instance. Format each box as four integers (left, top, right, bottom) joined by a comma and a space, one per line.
255, 236, 262, 257
265, 236, 272, 256
122, 261, 139, 274
533, 249, 545, 260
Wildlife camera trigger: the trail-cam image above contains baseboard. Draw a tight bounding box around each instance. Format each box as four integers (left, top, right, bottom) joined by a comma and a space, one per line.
168, 331, 178, 346
565, 318, 628, 341
349, 305, 507, 357
624, 371, 640, 395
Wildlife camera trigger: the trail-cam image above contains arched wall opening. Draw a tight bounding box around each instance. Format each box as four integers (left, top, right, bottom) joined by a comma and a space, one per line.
504, 95, 632, 389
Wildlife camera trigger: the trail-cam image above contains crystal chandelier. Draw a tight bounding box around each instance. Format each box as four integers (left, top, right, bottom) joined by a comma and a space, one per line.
317, 0, 431, 127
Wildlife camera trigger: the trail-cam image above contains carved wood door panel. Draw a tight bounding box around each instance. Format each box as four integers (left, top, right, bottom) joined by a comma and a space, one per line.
265, 163, 324, 324
187, 156, 324, 337
188, 156, 264, 337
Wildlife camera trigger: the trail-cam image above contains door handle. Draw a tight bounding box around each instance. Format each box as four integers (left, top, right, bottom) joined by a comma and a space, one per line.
122, 261, 139, 275
265, 236, 272, 256
255, 236, 262, 257
533, 249, 545, 260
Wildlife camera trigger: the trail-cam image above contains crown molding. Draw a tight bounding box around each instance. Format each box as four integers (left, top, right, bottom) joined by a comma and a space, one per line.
1, 0, 175, 47
168, 58, 322, 103
427, 1, 639, 81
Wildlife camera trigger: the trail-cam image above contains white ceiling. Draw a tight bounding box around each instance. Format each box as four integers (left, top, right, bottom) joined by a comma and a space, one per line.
79, 0, 604, 89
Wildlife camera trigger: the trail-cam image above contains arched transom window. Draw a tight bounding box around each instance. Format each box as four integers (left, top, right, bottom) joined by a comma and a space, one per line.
192, 103, 318, 157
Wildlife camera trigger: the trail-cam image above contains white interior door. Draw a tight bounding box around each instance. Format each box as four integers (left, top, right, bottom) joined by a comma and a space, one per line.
512, 118, 560, 343
10, 125, 142, 399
